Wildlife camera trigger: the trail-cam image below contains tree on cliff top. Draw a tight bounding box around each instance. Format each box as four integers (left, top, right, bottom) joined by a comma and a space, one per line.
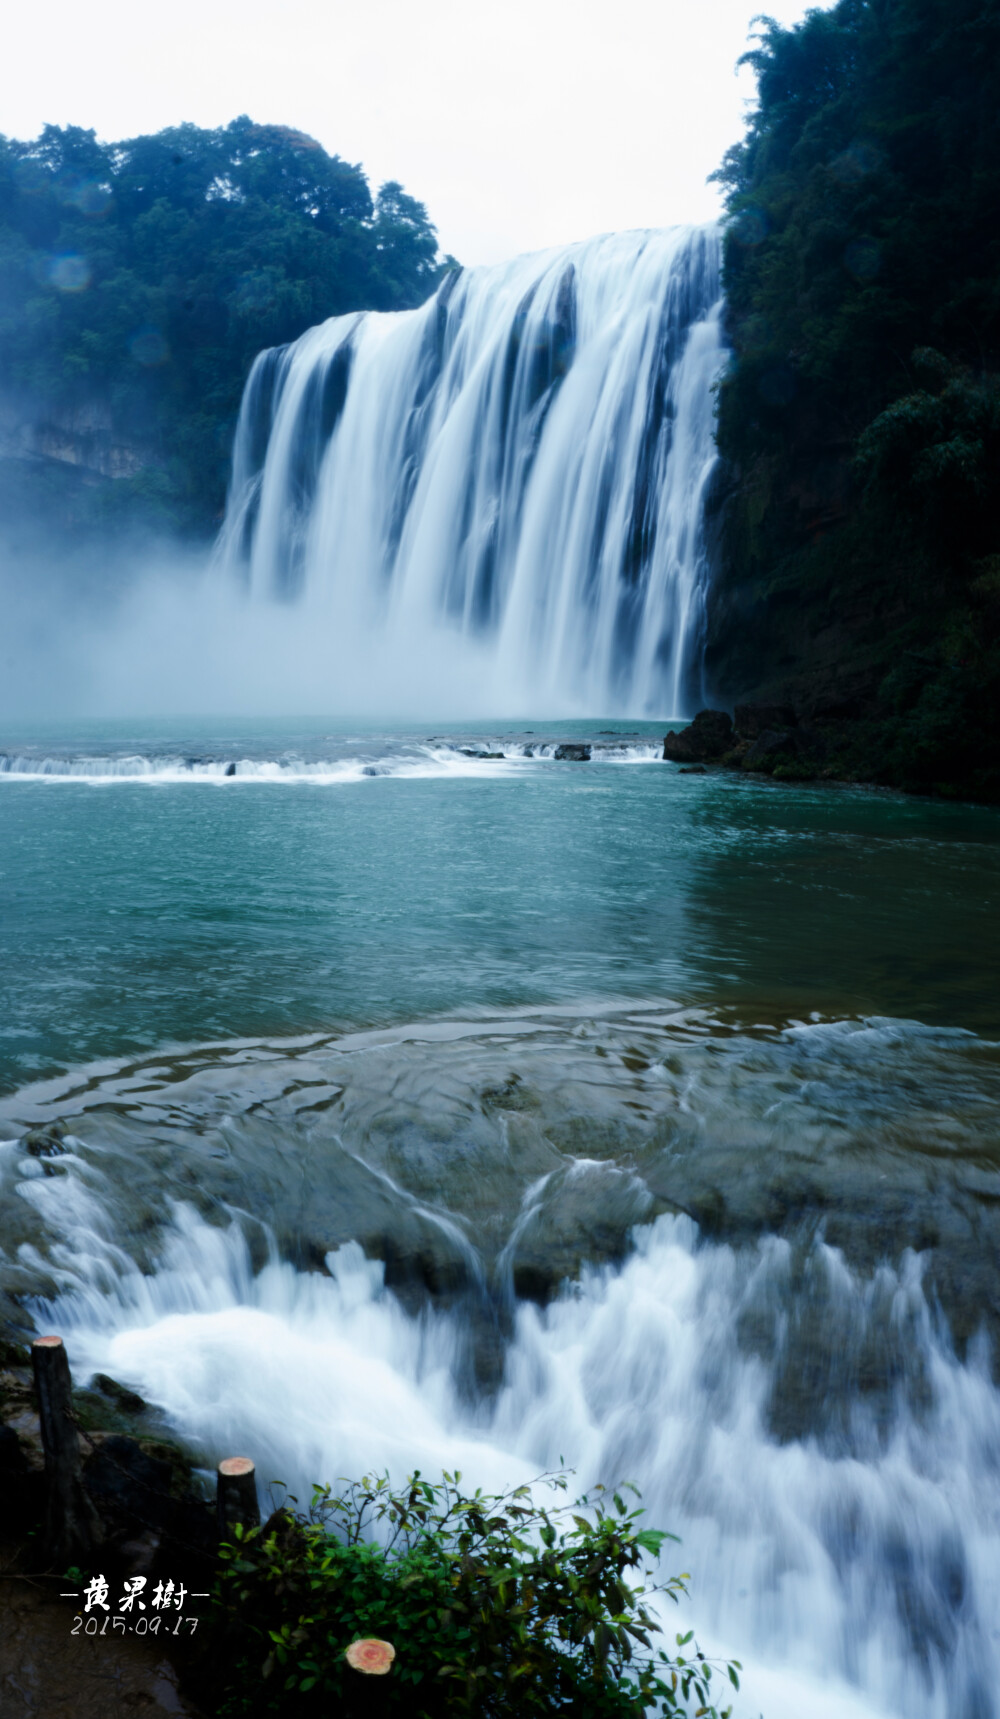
708, 0, 1000, 798
0, 118, 449, 531
714, 0, 1000, 455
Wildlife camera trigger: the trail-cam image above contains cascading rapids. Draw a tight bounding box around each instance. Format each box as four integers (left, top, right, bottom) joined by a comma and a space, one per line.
217, 227, 724, 717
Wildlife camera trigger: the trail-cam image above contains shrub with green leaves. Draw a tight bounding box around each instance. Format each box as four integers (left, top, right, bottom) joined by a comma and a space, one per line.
210, 1469, 741, 1718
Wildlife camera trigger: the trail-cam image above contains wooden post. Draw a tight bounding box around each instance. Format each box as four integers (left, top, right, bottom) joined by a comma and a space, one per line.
31, 1335, 102, 1567
217, 1456, 260, 1540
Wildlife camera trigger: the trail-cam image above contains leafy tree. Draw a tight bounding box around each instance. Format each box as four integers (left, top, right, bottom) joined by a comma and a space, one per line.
0, 119, 451, 532
708, 0, 1000, 799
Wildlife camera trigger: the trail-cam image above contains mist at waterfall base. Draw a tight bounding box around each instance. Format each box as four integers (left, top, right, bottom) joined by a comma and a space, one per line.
0, 226, 723, 722
0, 553, 510, 723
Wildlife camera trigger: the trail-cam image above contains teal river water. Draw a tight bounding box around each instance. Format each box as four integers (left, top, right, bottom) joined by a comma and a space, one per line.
2, 717, 1000, 1719
2, 717, 998, 1092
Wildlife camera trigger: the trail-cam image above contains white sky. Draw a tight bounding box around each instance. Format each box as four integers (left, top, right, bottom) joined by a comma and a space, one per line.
3, 0, 811, 265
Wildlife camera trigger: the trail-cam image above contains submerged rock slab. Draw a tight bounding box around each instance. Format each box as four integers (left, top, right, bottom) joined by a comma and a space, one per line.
3, 1007, 999, 1390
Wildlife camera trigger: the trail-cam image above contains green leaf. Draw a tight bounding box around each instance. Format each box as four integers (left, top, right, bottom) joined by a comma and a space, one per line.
635, 1528, 673, 1556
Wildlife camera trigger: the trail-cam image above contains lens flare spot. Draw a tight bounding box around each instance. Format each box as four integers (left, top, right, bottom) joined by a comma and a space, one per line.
129, 326, 170, 367
829, 142, 882, 184
61, 176, 113, 216
47, 253, 91, 293
730, 206, 768, 246
843, 239, 881, 281
757, 365, 796, 407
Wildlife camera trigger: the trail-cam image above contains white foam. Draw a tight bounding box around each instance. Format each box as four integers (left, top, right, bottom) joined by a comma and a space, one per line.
0, 739, 664, 784
29, 1200, 1000, 1719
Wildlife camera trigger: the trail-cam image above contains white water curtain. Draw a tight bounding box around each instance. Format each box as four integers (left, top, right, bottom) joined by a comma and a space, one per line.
218, 227, 725, 718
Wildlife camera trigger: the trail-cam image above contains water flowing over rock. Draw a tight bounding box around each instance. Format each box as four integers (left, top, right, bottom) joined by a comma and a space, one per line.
217, 228, 724, 716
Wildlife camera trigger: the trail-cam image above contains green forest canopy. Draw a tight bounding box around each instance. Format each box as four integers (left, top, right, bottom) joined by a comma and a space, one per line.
711, 0, 1000, 796
0, 118, 449, 529
715, 0, 999, 536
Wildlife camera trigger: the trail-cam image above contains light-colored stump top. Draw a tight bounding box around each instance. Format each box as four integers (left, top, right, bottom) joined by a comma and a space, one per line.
32, 1335, 64, 1349
218, 1457, 256, 1477
345, 1639, 396, 1676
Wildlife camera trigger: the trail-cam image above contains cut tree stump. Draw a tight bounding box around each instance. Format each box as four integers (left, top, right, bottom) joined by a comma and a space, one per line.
31, 1335, 102, 1568
216, 1456, 260, 1540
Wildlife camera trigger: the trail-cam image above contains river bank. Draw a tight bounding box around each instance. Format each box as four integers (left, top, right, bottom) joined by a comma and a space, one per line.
663, 703, 1000, 805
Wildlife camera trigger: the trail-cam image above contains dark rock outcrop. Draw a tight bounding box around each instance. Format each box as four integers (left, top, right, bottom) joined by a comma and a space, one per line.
0, 1355, 212, 1577
662, 709, 733, 762
554, 743, 591, 761
0, 1421, 35, 1531
743, 725, 828, 777
734, 703, 797, 739
83, 1435, 174, 1533
93, 1373, 148, 1416
23, 1123, 69, 1159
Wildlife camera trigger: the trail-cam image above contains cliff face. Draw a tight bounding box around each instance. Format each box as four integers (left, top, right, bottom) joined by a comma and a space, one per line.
0, 387, 186, 561
0, 394, 157, 482
702, 442, 899, 720
700, 440, 1000, 802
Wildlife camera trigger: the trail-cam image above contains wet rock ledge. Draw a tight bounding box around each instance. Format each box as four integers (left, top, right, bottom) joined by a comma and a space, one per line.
663, 703, 869, 784
0, 1338, 211, 1714
0, 1337, 215, 1576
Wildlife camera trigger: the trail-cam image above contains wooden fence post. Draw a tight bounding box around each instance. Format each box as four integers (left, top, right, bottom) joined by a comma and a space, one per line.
31, 1335, 102, 1567
217, 1456, 260, 1540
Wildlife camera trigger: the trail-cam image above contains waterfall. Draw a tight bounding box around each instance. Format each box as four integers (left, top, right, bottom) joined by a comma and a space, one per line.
217, 226, 724, 717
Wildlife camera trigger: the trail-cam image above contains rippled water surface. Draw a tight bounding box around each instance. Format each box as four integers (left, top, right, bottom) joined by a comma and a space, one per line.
2, 717, 998, 1092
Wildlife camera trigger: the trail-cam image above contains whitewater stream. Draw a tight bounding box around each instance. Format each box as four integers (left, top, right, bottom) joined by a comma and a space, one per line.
2, 721, 999, 1719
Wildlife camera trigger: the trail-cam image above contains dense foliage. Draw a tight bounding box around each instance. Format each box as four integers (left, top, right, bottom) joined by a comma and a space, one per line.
709, 0, 1000, 798
0, 119, 448, 530
208, 1470, 739, 1718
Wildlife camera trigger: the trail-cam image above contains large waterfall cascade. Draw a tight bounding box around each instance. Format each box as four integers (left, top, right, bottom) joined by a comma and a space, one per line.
218, 226, 725, 717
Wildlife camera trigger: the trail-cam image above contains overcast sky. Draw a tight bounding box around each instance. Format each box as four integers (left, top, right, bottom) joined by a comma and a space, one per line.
4, 0, 812, 265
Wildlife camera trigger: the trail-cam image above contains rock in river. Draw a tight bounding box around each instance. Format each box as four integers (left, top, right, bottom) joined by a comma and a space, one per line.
662, 708, 733, 762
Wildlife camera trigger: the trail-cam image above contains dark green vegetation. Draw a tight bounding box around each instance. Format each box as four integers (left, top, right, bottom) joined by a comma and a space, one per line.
706, 0, 1000, 801
0, 119, 447, 537
208, 1471, 738, 1718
